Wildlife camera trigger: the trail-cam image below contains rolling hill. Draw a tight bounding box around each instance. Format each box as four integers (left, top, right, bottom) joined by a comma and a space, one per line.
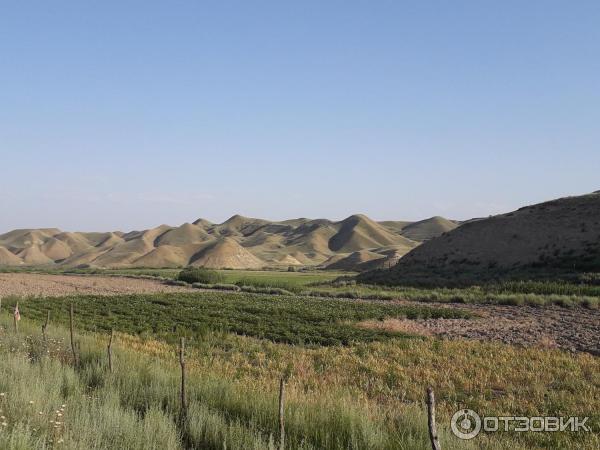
397, 216, 458, 241
190, 238, 264, 269
328, 215, 415, 252
359, 191, 600, 286
378, 216, 458, 240
0, 213, 456, 270
322, 250, 386, 271
0, 247, 24, 266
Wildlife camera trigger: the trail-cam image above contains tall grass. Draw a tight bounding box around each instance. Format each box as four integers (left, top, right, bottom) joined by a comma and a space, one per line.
0, 310, 598, 449
487, 280, 600, 297
305, 283, 600, 308
0, 315, 503, 450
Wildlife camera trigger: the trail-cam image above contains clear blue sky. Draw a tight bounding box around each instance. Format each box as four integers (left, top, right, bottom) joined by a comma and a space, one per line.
1, 1, 599, 231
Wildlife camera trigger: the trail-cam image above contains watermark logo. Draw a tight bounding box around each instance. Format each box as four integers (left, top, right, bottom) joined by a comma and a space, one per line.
451, 409, 481, 439
451, 410, 591, 440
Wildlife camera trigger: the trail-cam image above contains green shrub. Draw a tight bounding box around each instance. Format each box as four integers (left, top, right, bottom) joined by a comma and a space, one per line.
166, 279, 189, 286
229, 277, 304, 294
178, 267, 224, 284
239, 285, 294, 296
192, 282, 241, 292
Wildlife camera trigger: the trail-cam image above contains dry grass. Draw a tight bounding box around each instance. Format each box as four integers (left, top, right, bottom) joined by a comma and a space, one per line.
1, 304, 599, 449
355, 318, 433, 336
114, 327, 600, 449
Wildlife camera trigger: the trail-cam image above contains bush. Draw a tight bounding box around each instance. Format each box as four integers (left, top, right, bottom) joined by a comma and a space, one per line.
165, 279, 189, 286
178, 267, 224, 284
234, 278, 299, 293
239, 285, 294, 296
192, 282, 241, 292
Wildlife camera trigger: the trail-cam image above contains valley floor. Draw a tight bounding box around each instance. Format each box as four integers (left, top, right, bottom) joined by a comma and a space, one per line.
0, 272, 597, 354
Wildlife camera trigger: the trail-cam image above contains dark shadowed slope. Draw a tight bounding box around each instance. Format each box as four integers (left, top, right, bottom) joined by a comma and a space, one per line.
359, 191, 600, 286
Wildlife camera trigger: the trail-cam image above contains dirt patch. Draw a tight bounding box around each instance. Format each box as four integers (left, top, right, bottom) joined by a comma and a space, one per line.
0, 273, 194, 298
366, 300, 600, 356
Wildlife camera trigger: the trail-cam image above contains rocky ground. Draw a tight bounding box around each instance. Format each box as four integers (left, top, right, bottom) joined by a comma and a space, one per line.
361, 301, 600, 356
0, 273, 194, 297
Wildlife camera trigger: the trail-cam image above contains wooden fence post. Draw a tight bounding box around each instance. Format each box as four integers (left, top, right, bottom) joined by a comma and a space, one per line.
427, 387, 441, 450
42, 310, 50, 341
179, 337, 187, 421
278, 377, 285, 450
107, 329, 114, 372
14, 301, 19, 334
70, 303, 77, 364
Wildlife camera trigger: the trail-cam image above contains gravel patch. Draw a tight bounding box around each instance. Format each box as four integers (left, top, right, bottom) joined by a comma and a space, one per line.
379, 301, 600, 356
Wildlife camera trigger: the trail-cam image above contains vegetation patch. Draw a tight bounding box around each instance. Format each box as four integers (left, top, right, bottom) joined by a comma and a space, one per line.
310, 279, 600, 308
0, 311, 598, 450
178, 267, 225, 284
2, 292, 470, 346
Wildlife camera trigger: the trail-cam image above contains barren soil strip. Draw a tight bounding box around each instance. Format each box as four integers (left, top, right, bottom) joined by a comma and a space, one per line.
0, 273, 194, 297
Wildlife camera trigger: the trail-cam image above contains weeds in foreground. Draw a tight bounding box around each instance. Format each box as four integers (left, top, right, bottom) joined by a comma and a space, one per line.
0, 308, 598, 449
0, 317, 506, 450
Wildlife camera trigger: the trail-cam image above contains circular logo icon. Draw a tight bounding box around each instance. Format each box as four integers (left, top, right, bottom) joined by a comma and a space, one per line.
451, 409, 481, 440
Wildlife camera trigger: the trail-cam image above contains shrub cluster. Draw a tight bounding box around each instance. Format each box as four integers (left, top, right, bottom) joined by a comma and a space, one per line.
239, 285, 294, 296
165, 279, 189, 286
178, 267, 224, 284
192, 282, 241, 292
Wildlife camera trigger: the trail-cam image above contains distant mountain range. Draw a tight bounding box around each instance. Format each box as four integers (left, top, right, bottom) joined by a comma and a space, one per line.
359, 191, 600, 285
0, 214, 458, 270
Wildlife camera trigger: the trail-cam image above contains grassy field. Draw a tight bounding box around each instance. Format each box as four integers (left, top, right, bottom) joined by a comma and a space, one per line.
0, 292, 469, 346
0, 306, 598, 450
108, 267, 600, 308
0, 315, 483, 450
0, 267, 349, 292
303, 280, 600, 308
93, 268, 347, 288
218, 270, 347, 289
5, 266, 600, 308
86, 267, 600, 308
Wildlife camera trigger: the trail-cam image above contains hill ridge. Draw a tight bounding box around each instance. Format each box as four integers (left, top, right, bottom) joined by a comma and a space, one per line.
359, 191, 600, 285
0, 213, 457, 270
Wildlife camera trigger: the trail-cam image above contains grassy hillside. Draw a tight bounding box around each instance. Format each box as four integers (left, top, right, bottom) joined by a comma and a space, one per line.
359, 192, 600, 286
392, 216, 458, 241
